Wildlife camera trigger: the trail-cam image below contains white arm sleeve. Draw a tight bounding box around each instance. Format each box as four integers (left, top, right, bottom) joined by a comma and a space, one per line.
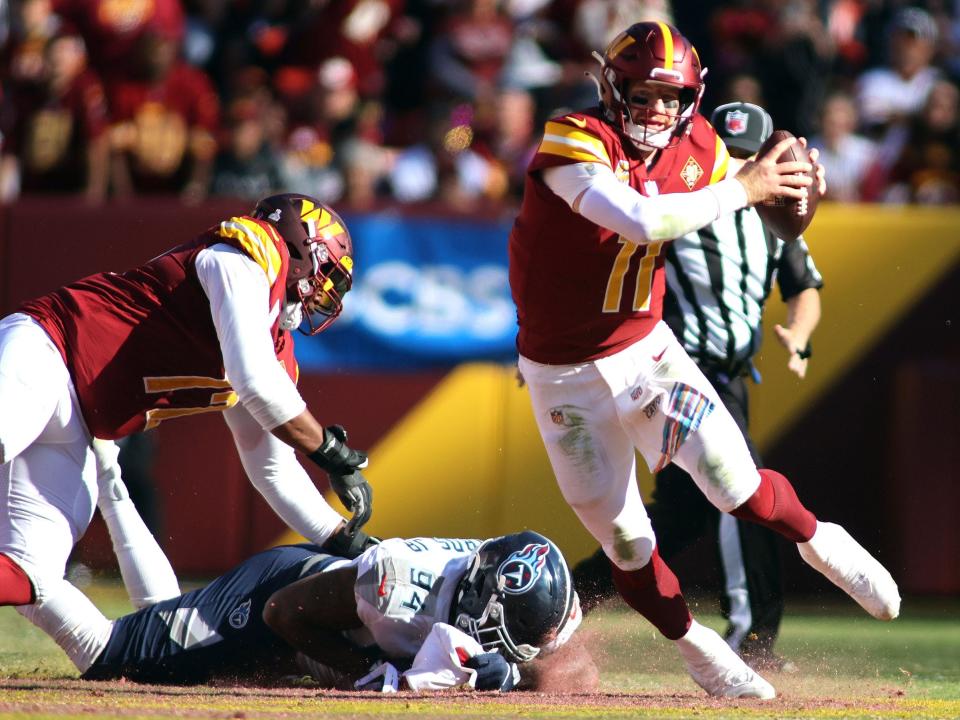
223, 402, 344, 545
543, 162, 748, 244
195, 244, 306, 430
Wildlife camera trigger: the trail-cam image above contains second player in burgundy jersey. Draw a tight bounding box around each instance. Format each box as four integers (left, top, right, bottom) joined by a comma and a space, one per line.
19, 216, 295, 439
1, 194, 378, 633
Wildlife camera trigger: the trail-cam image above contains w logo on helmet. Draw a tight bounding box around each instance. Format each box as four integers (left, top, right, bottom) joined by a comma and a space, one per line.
497, 543, 550, 595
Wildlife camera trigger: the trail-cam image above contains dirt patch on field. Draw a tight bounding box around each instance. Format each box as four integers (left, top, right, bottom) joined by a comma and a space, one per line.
0, 677, 944, 719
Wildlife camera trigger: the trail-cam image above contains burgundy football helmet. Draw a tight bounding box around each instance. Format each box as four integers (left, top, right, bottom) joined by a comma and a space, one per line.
592, 21, 706, 151
252, 193, 354, 335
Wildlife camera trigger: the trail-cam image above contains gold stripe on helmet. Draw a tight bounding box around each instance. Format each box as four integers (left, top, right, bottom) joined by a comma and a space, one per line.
606, 31, 635, 60
301, 204, 330, 227
656, 22, 674, 70
318, 221, 345, 239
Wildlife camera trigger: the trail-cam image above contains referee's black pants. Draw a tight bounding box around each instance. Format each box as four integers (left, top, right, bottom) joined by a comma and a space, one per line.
573, 371, 785, 658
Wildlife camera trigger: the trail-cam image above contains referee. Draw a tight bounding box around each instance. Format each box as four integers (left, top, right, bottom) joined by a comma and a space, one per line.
573, 102, 823, 671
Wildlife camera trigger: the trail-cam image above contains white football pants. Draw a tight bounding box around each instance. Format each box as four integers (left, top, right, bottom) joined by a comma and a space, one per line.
0, 314, 97, 600
520, 321, 761, 572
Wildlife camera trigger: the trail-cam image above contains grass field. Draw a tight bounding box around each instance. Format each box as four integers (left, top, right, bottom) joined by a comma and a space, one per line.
1, 579, 958, 719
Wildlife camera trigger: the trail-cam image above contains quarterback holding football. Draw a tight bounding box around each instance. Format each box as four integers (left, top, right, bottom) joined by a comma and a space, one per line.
508, 20, 899, 700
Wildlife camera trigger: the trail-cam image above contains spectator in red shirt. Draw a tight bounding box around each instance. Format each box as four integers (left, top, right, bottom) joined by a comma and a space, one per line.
883, 79, 960, 204
108, 29, 219, 202
0, 28, 109, 203
286, 0, 408, 100
53, 0, 185, 89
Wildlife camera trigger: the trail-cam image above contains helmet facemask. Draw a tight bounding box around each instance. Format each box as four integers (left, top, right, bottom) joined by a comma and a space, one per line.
452, 532, 577, 664
291, 238, 353, 336
598, 61, 704, 151
454, 578, 541, 663
253, 193, 354, 336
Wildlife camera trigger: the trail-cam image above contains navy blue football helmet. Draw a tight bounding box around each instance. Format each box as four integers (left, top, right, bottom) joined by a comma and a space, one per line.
452, 530, 581, 663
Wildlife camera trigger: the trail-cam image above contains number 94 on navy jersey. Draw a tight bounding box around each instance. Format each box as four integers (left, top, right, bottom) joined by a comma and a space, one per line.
350, 537, 480, 660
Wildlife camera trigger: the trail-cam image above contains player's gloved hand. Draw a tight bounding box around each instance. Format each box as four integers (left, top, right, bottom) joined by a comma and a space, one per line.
330, 470, 373, 532
464, 652, 518, 692
322, 523, 379, 559
308, 425, 373, 529
308, 424, 368, 474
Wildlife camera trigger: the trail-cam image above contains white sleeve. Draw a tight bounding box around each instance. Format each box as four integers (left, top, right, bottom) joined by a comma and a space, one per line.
223, 402, 344, 545
195, 244, 306, 430
543, 162, 748, 244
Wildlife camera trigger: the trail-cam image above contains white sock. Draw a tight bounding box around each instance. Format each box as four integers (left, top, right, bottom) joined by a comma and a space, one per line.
17, 581, 113, 673
675, 619, 715, 659
93, 439, 180, 608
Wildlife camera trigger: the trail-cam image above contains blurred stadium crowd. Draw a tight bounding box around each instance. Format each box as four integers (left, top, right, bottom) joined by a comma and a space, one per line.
1, 0, 958, 209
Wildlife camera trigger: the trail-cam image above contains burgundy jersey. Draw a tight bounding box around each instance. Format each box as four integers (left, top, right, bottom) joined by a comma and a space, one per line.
109, 62, 220, 190
53, 0, 185, 83
19, 216, 295, 439
7, 69, 109, 193
508, 110, 729, 364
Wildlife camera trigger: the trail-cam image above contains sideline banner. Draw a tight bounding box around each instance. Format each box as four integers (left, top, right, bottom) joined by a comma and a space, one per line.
296, 213, 517, 370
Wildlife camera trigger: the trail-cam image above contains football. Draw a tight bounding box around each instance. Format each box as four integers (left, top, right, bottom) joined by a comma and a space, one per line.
754, 129, 819, 241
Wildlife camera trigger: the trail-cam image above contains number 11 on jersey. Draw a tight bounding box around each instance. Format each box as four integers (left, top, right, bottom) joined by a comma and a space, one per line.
603, 239, 663, 313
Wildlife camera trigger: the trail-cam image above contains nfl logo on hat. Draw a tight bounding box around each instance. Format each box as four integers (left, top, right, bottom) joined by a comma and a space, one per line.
725, 110, 749, 135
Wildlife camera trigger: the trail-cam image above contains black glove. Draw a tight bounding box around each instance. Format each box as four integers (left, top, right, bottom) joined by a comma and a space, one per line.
331, 470, 373, 532
308, 425, 372, 530
464, 652, 517, 692
308, 425, 368, 474
322, 524, 379, 559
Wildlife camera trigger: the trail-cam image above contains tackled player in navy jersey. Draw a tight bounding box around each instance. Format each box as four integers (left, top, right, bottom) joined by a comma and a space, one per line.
45, 533, 585, 692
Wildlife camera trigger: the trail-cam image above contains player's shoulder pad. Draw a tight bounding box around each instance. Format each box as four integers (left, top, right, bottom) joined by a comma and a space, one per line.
689, 114, 719, 150
535, 109, 613, 170
691, 115, 731, 184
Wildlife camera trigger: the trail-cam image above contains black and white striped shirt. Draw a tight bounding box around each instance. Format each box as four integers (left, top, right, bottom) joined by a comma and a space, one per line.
663, 207, 823, 373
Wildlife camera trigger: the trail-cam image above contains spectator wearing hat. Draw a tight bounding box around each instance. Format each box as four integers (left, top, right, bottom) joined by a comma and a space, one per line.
573, 101, 824, 673
856, 7, 941, 135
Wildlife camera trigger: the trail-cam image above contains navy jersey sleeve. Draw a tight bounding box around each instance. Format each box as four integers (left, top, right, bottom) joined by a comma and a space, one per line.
776, 237, 824, 302
82, 545, 325, 684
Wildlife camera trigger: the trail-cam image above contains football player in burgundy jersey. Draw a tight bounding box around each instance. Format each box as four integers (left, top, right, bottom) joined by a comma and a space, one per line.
0, 194, 377, 650
508, 21, 900, 699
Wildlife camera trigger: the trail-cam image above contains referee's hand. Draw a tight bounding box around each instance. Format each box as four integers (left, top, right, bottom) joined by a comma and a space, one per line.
774, 324, 809, 379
